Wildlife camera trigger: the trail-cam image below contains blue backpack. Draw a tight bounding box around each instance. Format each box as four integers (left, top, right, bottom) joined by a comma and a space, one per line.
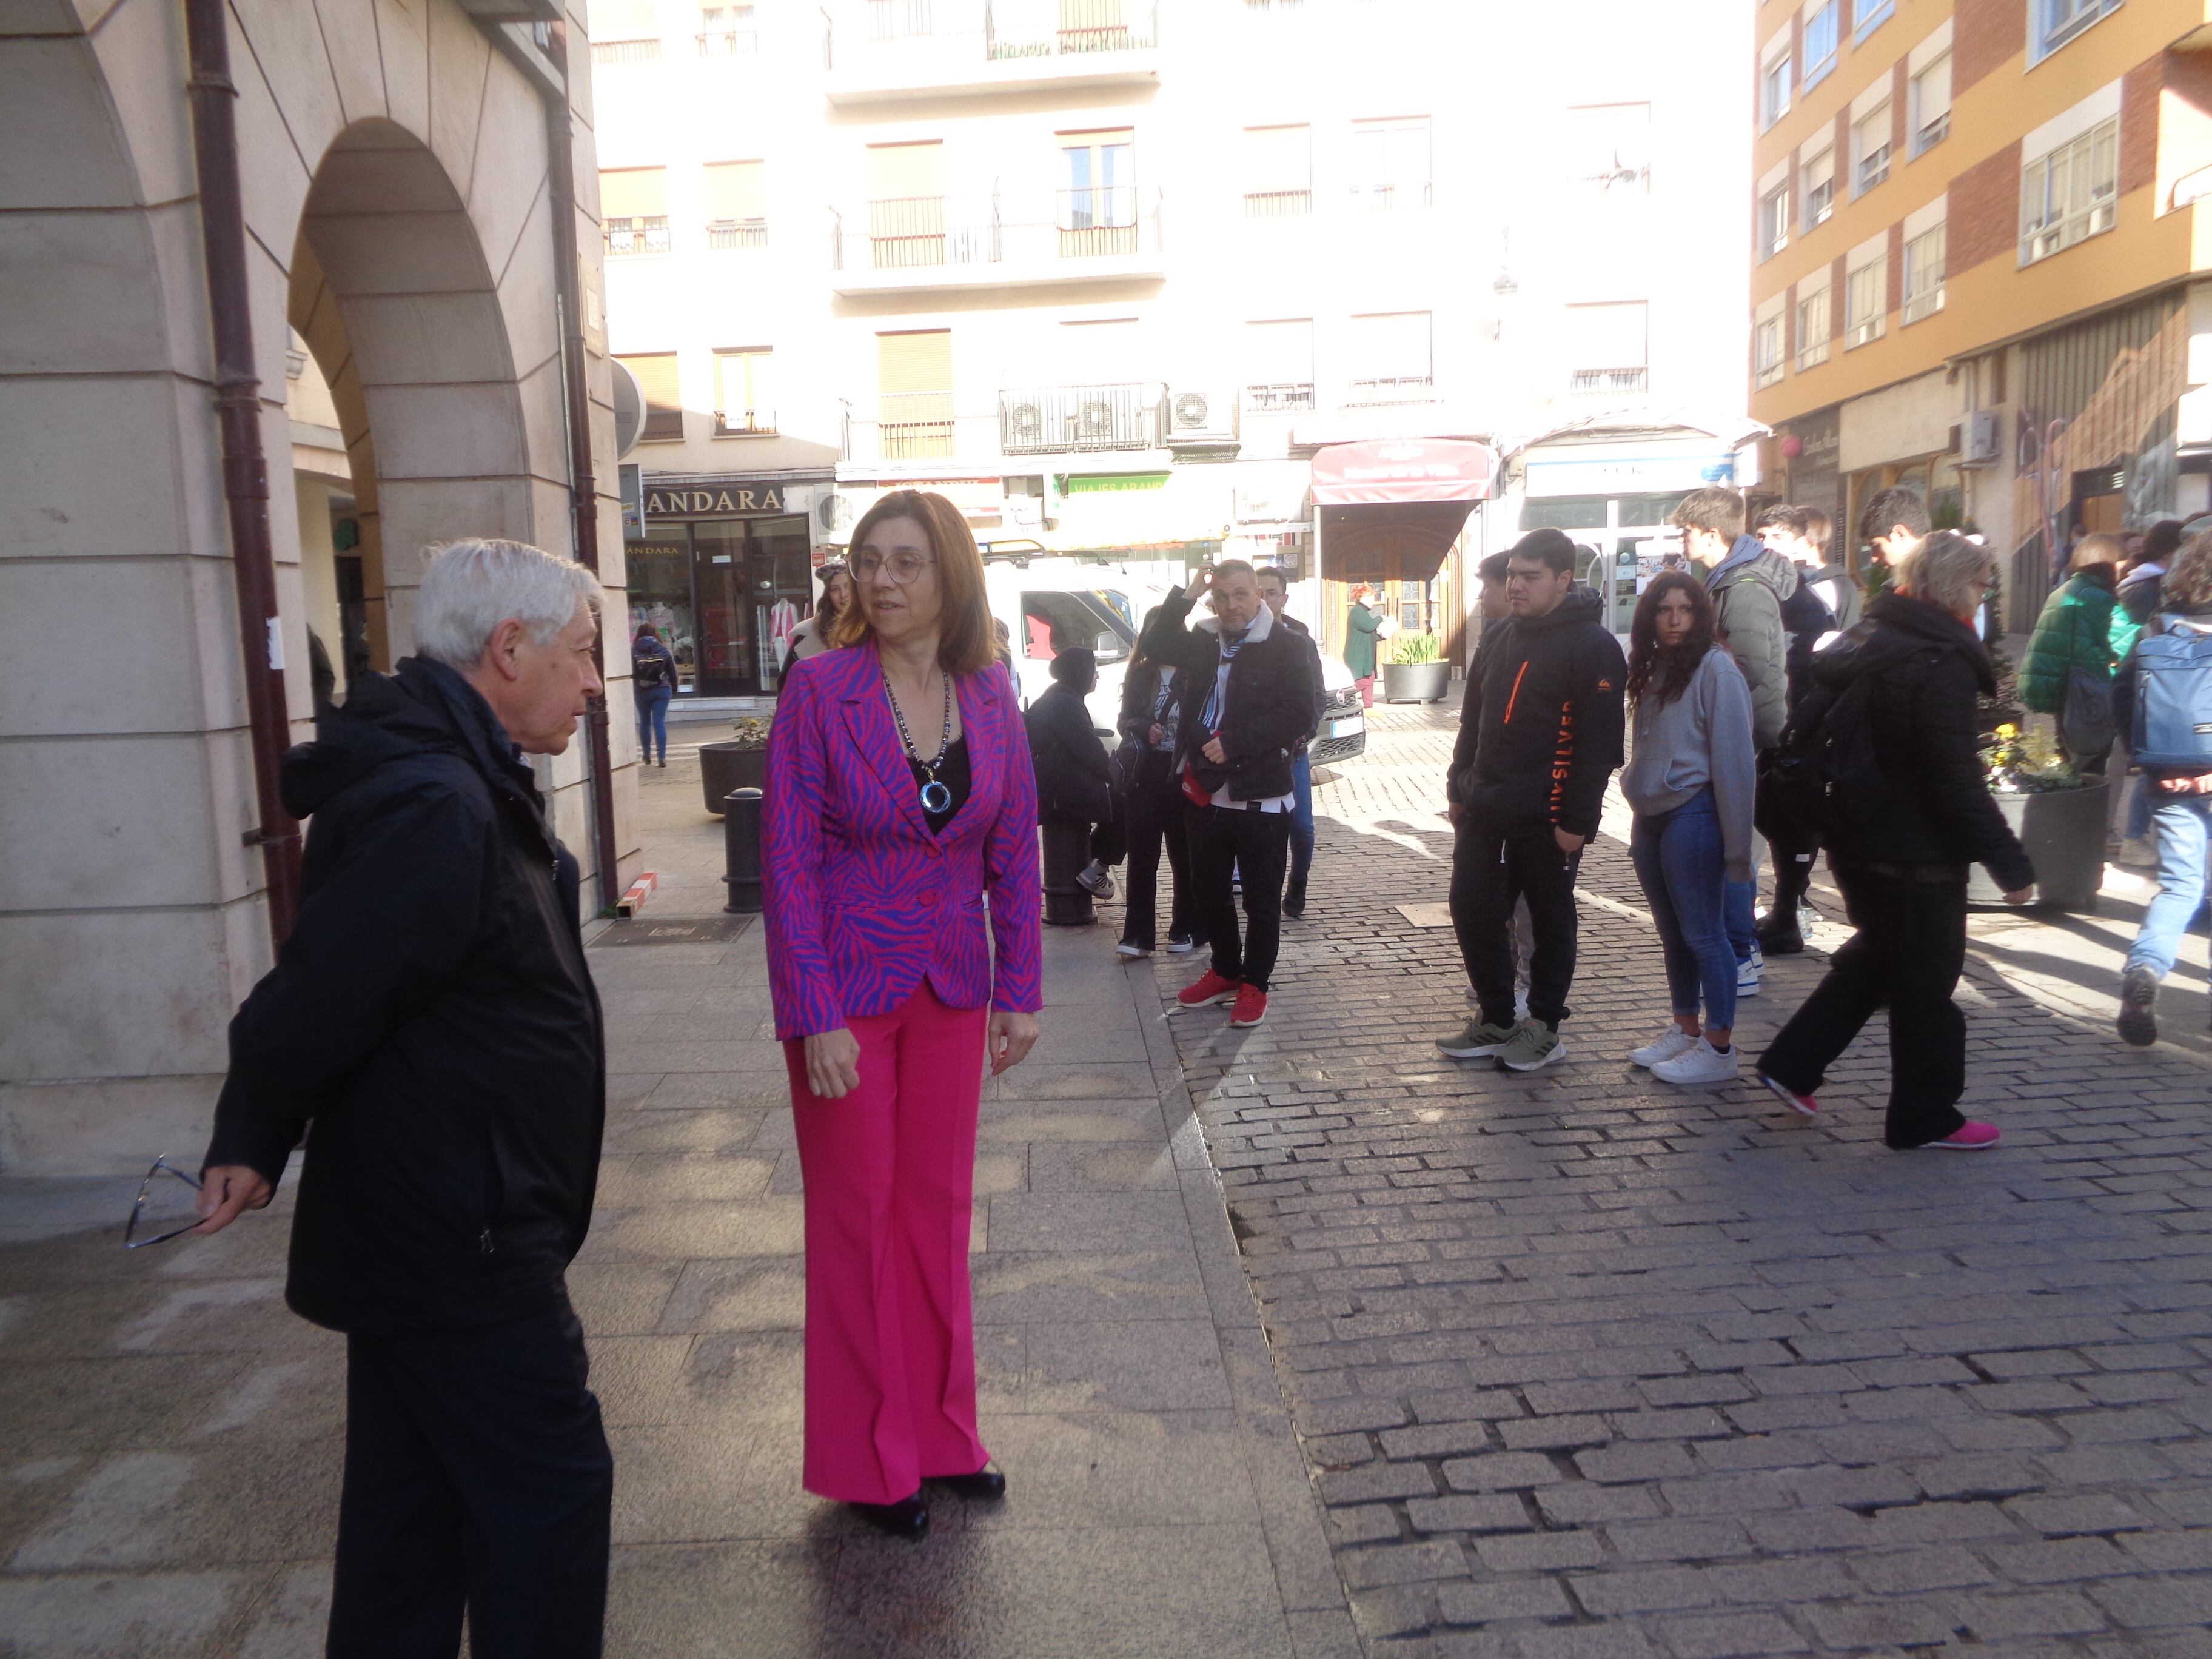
2130, 618, 2212, 769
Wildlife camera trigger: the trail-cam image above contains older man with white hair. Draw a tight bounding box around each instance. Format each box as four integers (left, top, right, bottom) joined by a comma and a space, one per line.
192, 538, 614, 1658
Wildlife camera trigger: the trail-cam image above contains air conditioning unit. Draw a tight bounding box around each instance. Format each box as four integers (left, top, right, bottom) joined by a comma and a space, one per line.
1959, 409, 2002, 467
1006, 401, 1045, 445
816, 492, 855, 535
1165, 386, 1239, 448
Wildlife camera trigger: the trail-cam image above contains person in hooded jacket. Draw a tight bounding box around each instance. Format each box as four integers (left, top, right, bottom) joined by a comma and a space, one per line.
1114, 612, 1202, 955
1675, 487, 1797, 995
1750, 506, 1838, 955
1756, 532, 2036, 1150
1799, 507, 1862, 638
2020, 533, 2123, 773
1025, 646, 1124, 899
1437, 528, 1627, 1074
632, 622, 679, 766
191, 539, 614, 1659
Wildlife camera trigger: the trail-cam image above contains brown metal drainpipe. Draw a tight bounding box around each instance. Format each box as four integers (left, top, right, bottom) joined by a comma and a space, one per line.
537, 26, 624, 913
184, 0, 303, 945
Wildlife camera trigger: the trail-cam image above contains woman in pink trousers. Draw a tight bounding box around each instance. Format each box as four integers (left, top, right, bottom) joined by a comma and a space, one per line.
762, 490, 1043, 1541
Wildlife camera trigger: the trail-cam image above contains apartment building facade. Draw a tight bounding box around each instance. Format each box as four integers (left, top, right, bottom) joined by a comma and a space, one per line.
591, 0, 1750, 677
1750, 0, 2212, 626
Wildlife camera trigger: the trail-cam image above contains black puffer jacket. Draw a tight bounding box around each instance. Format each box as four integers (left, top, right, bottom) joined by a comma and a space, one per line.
203, 657, 606, 1337
1448, 584, 1627, 839
1808, 592, 2034, 889
1140, 588, 1322, 800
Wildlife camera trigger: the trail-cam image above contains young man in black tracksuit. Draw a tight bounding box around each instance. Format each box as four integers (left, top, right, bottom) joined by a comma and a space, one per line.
1144, 560, 1324, 1030
1439, 528, 1627, 1071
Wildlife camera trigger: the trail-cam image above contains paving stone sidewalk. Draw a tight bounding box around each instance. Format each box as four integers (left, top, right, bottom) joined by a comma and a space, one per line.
1135, 702, 2212, 1659
0, 746, 1353, 1659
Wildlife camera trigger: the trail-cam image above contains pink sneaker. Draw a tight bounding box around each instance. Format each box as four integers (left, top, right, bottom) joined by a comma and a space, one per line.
1922, 1121, 2001, 1150
1757, 1072, 1818, 1118
1175, 970, 1241, 1010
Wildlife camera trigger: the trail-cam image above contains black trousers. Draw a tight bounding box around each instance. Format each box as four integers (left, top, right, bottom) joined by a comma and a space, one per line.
1187, 802, 1292, 990
1121, 770, 1198, 949
1754, 765, 1818, 917
329, 1291, 613, 1659
1450, 818, 1583, 1030
1758, 865, 1970, 1148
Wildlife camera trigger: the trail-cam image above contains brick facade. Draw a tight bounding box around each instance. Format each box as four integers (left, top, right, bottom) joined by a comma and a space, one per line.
2121, 54, 2162, 199
1954, 0, 2024, 97
1948, 137, 2023, 275
1886, 220, 1905, 315
1830, 253, 1847, 338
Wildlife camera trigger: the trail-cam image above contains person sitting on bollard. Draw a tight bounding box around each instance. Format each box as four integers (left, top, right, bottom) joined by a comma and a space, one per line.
1025, 646, 1125, 918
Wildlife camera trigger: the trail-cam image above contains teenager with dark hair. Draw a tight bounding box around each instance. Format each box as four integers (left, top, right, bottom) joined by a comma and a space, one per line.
1619, 574, 1757, 1085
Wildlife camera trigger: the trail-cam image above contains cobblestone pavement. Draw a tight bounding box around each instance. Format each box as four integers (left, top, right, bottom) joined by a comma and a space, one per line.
1130, 701, 2212, 1659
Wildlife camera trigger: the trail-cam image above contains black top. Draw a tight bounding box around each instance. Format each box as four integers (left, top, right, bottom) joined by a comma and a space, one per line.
911, 734, 971, 834
204, 655, 605, 1337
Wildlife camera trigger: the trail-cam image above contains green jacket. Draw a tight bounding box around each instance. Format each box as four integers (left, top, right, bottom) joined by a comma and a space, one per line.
1344, 602, 1383, 678
2019, 568, 2118, 714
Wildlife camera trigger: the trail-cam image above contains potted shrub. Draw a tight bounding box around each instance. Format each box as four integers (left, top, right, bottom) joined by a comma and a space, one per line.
699, 715, 773, 816
1967, 722, 2106, 912
1381, 632, 1451, 704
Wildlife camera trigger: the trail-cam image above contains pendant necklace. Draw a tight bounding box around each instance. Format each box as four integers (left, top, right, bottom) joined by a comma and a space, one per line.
886, 668, 954, 816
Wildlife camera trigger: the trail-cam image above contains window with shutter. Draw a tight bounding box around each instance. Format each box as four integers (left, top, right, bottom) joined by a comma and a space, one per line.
713, 349, 774, 435
1911, 53, 1950, 155
704, 161, 767, 248
1244, 126, 1311, 218
1795, 287, 1831, 369
877, 330, 953, 458
1059, 129, 1136, 252
1803, 146, 1835, 230
866, 142, 947, 268
1350, 118, 1430, 212
1852, 103, 1891, 195
1845, 257, 1886, 347
1244, 318, 1313, 411
1564, 301, 1649, 395
620, 352, 684, 441
1346, 312, 1432, 403
602, 167, 671, 256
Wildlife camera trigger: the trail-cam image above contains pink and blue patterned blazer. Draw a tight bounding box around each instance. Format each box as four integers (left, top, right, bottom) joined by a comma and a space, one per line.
762, 642, 1043, 1042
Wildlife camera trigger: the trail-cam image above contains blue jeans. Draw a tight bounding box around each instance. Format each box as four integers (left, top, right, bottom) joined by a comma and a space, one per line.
1630, 789, 1738, 1031
1726, 877, 1756, 965
636, 688, 671, 763
1288, 750, 1315, 891
2126, 795, 2212, 979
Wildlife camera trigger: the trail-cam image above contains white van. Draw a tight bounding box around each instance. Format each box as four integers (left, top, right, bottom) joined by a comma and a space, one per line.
982, 557, 1365, 763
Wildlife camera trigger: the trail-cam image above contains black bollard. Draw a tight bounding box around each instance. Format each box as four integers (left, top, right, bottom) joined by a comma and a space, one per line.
722, 787, 765, 913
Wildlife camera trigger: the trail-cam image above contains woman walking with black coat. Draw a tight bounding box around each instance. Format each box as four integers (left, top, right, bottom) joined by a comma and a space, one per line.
1024, 648, 1124, 901
1757, 532, 2036, 1149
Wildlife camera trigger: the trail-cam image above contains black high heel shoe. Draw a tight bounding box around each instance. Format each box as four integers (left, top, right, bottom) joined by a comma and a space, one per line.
934, 1463, 1007, 1501
850, 1494, 930, 1541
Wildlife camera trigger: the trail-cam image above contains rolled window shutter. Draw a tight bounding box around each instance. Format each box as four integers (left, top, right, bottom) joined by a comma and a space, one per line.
866, 141, 944, 201
877, 329, 953, 394
705, 160, 766, 222
600, 167, 668, 220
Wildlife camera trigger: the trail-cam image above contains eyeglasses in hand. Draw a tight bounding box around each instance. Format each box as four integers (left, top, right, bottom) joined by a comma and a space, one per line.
122, 1156, 206, 1250
851, 550, 936, 585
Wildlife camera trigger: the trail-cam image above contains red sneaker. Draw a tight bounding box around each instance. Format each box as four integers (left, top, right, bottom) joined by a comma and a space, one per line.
1922, 1121, 2001, 1150
1228, 985, 1269, 1028
1175, 970, 1241, 1010
1757, 1072, 1818, 1118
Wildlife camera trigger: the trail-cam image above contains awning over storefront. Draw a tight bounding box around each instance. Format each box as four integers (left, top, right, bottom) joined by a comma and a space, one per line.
1310, 438, 1495, 506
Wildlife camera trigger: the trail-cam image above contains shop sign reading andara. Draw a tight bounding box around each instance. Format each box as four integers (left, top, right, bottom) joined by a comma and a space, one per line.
643, 483, 787, 517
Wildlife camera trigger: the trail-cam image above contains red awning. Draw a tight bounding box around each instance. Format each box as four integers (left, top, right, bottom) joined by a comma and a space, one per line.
1309, 438, 1495, 506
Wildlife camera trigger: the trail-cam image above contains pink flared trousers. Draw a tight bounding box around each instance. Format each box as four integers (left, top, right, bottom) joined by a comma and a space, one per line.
783, 982, 991, 1505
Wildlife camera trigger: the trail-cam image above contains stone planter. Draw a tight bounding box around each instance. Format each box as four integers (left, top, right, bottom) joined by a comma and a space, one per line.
1381, 661, 1452, 704
699, 742, 768, 816
1966, 779, 2108, 913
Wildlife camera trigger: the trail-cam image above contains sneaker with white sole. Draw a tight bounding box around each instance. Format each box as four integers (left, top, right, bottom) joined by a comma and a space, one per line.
1497, 1022, 1566, 1072
1437, 1019, 1518, 1059
1651, 1038, 1739, 1086
1167, 934, 1198, 954
1736, 955, 1761, 996
1114, 940, 1150, 958
1756, 1072, 1819, 1117
1630, 1025, 1699, 1068
1917, 1121, 2000, 1150
1075, 860, 1116, 900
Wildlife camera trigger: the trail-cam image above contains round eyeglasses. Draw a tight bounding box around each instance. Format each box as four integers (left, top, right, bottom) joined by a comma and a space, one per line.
852, 551, 936, 585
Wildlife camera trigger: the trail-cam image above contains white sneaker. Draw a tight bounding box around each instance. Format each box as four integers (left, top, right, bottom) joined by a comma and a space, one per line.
1114, 941, 1149, 958
1630, 1025, 1699, 1067
1736, 956, 1761, 996
1652, 1039, 1740, 1086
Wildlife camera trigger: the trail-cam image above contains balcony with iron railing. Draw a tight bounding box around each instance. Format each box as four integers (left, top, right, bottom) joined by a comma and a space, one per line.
999, 384, 1165, 455
830, 187, 1164, 295
707, 219, 769, 250
1568, 367, 1649, 397
1243, 189, 1311, 219
714, 407, 778, 437
605, 216, 672, 257
1244, 381, 1315, 412
824, 0, 1161, 102
1343, 374, 1435, 407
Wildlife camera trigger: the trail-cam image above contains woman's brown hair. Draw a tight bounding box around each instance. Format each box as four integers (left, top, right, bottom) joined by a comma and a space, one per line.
834, 489, 994, 676
1626, 571, 1717, 709
2164, 528, 2212, 613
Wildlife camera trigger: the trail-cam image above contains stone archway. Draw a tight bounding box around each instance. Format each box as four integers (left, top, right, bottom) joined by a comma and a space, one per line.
289, 119, 535, 677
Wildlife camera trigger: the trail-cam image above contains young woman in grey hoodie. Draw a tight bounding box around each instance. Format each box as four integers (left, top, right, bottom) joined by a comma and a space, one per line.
1619, 573, 1758, 1084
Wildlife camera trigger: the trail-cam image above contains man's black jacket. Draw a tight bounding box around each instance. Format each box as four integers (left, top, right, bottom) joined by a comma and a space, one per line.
1448, 585, 1626, 840
1782, 577, 1838, 708
203, 656, 606, 1336
1805, 592, 2034, 889
1139, 587, 1322, 800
